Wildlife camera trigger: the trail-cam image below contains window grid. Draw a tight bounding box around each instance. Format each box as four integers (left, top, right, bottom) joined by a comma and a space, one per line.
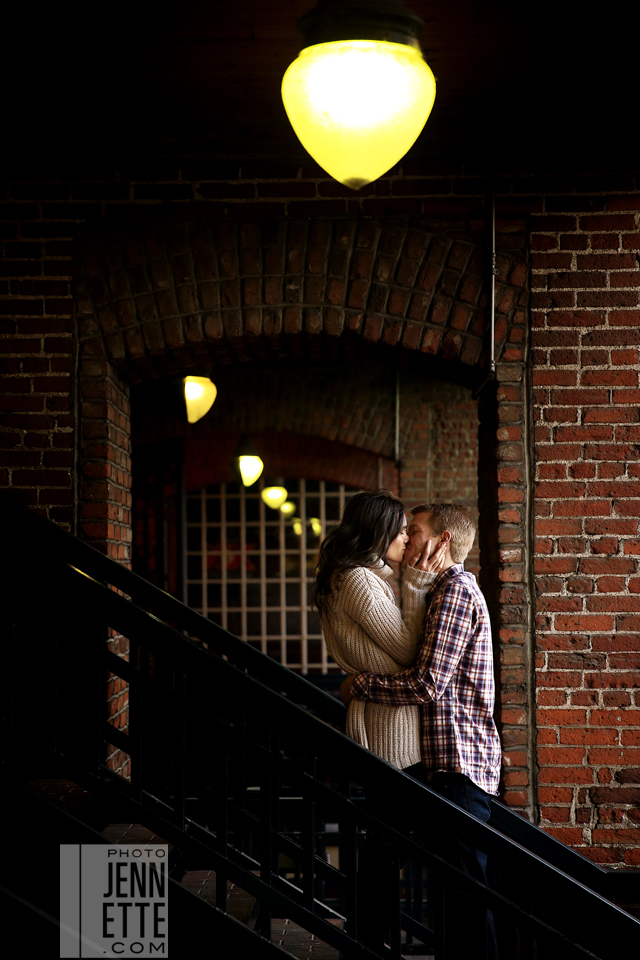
185, 479, 360, 673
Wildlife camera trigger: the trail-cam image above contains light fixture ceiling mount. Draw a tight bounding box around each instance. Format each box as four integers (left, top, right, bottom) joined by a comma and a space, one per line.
297, 0, 424, 48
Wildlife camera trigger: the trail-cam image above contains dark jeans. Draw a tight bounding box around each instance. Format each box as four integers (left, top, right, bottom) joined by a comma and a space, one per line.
406, 766, 499, 960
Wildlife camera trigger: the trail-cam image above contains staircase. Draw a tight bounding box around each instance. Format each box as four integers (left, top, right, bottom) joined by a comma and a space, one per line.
2, 495, 640, 959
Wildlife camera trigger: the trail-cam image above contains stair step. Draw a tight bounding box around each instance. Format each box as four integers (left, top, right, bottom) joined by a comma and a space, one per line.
270, 918, 340, 958
181, 869, 256, 924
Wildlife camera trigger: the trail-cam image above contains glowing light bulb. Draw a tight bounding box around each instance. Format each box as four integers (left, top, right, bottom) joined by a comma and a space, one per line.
292, 518, 303, 536
261, 487, 289, 510
280, 501, 296, 517
184, 376, 217, 423
309, 517, 322, 538
282, 40, 435, 189
238, 456, 264, 487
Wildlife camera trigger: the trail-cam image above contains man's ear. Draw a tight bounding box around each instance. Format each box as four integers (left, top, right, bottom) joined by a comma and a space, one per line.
441, 530, 451, 544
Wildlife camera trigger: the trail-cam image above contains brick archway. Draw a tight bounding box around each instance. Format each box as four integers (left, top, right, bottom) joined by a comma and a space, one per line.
75, 216, 527, 381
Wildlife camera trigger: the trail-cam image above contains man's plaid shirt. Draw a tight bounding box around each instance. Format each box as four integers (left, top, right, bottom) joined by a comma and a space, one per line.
351, 564, 501, 795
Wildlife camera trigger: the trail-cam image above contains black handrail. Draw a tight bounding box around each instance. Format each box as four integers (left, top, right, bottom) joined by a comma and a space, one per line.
3, 495, 640, 959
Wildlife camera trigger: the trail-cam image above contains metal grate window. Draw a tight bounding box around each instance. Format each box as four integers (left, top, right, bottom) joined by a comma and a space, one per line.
185, 479, 360, 673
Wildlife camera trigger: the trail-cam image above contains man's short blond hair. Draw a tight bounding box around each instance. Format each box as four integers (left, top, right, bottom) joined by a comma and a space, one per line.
411, 503, 476, 564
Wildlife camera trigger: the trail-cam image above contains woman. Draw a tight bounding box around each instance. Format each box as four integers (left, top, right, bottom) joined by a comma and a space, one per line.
314, 490, 445, 769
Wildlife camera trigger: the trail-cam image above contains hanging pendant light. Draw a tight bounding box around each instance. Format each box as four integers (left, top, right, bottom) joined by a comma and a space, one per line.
261, 486, 289, 510
233, 436, 264, 487
239, 457, 264, 486
281, 0, 436, 189
184, 376, 217, 423
280, 501, 296, 517
309, 517, 323, 538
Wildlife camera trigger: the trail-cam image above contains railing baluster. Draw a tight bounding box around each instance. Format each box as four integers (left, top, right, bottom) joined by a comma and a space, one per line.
301, 755, 316, 913
128, 671, 142, 804
340, 815, 358, 942
211, 692, 229, 914
388, 847, 402, 959
432, 873, 446, 960
172, 667, 187, 827
96, 618, 109, 774
255, 717, 274, 940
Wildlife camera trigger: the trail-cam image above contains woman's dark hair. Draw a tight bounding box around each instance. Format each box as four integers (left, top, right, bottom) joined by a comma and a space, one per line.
313, 490, 405, 616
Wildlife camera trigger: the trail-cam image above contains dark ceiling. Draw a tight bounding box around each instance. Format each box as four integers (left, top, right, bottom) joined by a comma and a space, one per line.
5, 1, 639, 172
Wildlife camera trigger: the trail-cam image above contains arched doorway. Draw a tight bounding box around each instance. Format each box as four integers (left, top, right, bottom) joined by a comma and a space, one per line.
73, 211, 532, 813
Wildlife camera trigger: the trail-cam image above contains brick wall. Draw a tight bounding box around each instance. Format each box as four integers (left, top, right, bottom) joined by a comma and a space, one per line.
0, 205, 74, 525
79, 355, 132, 560
530, 185, 640, 865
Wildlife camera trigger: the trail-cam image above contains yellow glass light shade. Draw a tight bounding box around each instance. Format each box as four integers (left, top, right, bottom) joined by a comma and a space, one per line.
184, 376, 217, 423
292, 518, 303, 536
261, 486, 289, 510
238, 455, 264, 487
281, 40, 436, 189
309, 517, 322, 538
280, 501, 296, 517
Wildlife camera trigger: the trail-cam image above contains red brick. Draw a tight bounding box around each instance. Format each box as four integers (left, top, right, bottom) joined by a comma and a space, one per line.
584, 407, 639, 423
577, 253, 637, 270
538, 747, 586, 764
550, 388, 609, 405
538, 786, 574, 803
536, 670, 583, 687
549, 271, 607, 289
531, 253, 572, 269
553, 501, 611, 517
560, 728, 618, 745
579, 557, 635, 575
537, 767, 594, 784
591, 477, 640, 497
532, 370, 578, 386
553, 614, 613, 631
531, 215, 577, 231
554, 425, 612, 442
534, 557, 578, 575
591, 827, 640, 845
581, 369, 638, 387
579, 291, 639, 308
540, 806, 572, 822
545, 311, 605, 328
537, 708, 587, 726
579, 215, 636, 231
537, 690, 568, 706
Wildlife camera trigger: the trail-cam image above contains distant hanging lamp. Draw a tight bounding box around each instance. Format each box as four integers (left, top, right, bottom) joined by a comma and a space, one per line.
281, 0, 436, 190
234, 436, 264, 487
261, 486, 289, 510
184, 376, 217, 423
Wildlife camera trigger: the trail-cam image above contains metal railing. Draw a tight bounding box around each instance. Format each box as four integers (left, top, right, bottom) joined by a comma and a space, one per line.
3, 495, 639, 959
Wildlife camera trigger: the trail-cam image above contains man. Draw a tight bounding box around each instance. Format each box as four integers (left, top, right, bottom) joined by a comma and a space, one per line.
340, 502, 501, 959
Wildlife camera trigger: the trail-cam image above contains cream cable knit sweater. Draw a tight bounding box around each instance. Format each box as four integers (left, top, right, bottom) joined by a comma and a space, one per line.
322, 563, 436, 769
